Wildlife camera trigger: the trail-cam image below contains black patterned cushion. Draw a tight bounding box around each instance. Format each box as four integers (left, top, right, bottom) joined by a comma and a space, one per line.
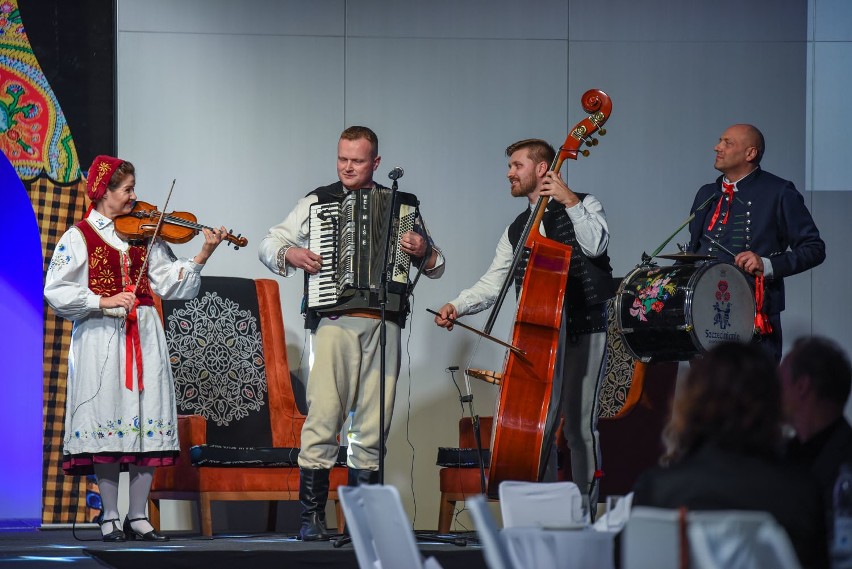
435, 447, 491, 468
190, 444, 347, 467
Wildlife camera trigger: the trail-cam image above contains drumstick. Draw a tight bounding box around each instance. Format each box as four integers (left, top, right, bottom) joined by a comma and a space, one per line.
703, 234, 736, 258
704, 234, 764, 277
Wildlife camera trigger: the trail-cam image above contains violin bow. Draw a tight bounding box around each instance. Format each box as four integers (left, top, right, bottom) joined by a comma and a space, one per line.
132, 179, 177, 292
426, 309, 526, 356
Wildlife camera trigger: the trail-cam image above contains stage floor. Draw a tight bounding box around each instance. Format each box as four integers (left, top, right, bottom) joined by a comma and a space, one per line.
0, 527, 486, 568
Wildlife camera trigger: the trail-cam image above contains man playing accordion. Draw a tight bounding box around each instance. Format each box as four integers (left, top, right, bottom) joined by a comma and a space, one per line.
259, 125, 444, 541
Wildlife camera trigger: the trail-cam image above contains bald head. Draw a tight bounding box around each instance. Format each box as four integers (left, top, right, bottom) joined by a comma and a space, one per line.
734, 124, 765, 163
713, 123, 765, 180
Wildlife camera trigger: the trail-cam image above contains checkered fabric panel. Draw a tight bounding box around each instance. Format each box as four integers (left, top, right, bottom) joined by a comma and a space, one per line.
28, 174, 95, 524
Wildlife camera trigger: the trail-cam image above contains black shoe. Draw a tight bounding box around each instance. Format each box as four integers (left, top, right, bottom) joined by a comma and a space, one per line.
300, 511, 328, 541
123, 517, 170, 542
100, 518, 126, 542
299, 468, 331, 541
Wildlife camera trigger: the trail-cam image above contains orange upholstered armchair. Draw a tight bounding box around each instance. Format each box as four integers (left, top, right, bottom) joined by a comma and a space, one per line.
148, 276, 348, 536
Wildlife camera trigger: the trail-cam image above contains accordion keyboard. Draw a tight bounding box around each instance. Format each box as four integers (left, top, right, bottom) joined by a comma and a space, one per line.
308, 202, 342, 308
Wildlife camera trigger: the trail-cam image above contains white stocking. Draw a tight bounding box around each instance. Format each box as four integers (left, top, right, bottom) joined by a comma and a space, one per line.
127, 465, 155, 534
93, 463, 121, 536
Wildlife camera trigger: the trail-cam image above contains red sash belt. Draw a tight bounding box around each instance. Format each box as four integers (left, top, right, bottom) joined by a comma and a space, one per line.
753, 274, 773, 336
123, 284, 154, 391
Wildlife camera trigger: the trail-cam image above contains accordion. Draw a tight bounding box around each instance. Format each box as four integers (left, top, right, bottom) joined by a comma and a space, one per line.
307, 188, 419, 315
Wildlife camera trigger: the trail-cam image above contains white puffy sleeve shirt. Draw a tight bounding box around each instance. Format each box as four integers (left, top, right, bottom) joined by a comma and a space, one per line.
450, 195, 609, 317
44, 210, 206, 319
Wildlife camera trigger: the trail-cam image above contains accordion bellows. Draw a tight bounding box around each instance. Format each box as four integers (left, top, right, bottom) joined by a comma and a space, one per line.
308, 188, 418, 314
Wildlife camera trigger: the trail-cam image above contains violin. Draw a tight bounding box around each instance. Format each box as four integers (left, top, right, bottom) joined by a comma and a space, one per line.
114, 200, 248, 249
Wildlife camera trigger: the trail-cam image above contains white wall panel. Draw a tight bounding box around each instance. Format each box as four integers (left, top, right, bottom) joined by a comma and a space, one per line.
569, 0, 805, 42
346, 0, 568, 39
119, 0, 344, 36
813, 0, 852, 41
810, 191, 852, 390
810, 43, 852, 191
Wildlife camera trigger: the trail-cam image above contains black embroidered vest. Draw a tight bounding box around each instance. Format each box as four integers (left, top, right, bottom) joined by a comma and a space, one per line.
507, 196, 613, 334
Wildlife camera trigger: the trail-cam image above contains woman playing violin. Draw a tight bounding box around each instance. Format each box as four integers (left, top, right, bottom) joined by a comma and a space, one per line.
44, 155, 227, 542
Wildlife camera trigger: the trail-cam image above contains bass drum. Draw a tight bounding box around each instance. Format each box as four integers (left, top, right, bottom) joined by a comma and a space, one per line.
616, 262, 755, 362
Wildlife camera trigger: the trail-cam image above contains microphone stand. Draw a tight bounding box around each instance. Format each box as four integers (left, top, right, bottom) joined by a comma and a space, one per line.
384, 177, 467, 547
446, 366, 487, 494
377, 175, 400, 486
457, 367, 488, 496
334, 170, 466, 548
334, 171, 399, 548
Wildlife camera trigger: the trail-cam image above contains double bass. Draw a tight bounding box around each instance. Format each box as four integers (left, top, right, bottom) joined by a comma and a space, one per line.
484, 89, 612, 498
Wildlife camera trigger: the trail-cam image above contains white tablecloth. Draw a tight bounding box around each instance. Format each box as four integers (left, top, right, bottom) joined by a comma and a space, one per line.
502, 527, 617, 569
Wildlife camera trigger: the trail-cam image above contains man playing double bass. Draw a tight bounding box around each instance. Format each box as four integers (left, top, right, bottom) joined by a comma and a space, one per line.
434, 138, 614, 514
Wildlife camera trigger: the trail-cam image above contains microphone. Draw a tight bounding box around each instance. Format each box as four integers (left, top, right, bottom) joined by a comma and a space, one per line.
388, 167, 404, 181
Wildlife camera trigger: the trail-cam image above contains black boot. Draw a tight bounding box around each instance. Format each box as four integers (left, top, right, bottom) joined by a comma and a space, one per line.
335, 468, 380, 542
347, 468, 379, 487
299, 467, 330, 541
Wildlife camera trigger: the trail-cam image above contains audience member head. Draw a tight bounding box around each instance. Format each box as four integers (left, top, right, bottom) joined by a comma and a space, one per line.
662, 341, 782, 465
780, 335, 852, 441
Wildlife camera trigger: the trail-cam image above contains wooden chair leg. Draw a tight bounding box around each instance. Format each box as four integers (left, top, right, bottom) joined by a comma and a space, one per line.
148, 498, 162, 531
333, 499, 345, 532
438, 493, 455, 534
200, 494, 214, 537
266, 500, 278, 532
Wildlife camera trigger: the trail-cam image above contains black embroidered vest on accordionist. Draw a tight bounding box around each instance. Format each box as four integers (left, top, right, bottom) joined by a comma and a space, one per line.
507, 195, 613, 334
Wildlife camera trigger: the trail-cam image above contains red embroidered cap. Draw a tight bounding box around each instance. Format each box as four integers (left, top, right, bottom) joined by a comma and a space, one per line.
86, 155, 125, 202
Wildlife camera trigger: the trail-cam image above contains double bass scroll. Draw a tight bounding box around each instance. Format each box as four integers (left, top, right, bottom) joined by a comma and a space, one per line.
485, 89, 613, 498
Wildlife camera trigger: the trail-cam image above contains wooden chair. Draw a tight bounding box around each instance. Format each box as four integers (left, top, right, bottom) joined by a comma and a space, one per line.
436, 416, 492, 533
148, 276, 348, 536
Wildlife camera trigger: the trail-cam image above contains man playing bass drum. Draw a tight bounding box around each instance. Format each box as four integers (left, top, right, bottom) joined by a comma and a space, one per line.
686, 123, 825, 363
434, 138, 613, 515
